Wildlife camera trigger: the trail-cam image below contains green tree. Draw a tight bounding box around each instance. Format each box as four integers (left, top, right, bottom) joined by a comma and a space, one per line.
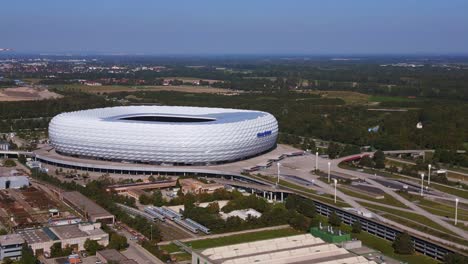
392, 232, 414, 255
19, 244, 38, 264
309, 217, 321, 228
84, 239, 101, 255
359, 156, 374, 167
327, 143, 342, 159
139, 193, 152, 205
50, 242, 63, 258
0, 228, 7, 235
328, 211, 342, 227
2, 257, 13, 264
3, 159, 16, 167
443, 253, 468, 264
351, 220, 362, 234
373, 150, 386, 169
108, 233, 128, 250
288, 211, 310, 231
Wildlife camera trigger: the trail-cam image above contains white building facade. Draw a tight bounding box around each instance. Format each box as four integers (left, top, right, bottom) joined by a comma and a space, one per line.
49, 106, 278, 165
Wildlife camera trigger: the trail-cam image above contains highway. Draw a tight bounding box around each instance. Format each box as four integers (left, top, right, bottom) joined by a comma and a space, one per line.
330, 154, 468, 239
258, 152, 468, 249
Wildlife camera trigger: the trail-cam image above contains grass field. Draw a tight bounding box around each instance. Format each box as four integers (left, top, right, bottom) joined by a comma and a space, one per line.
338, 186, 408, 208
377, 213, 468, 247
189, 228, 302, 249
397, 192, 468, 221
299, 90, 370, 105
159, 227, 302, 259
369, 95, 422, 103
351, 230, 439, 264
360, 202, 458, 236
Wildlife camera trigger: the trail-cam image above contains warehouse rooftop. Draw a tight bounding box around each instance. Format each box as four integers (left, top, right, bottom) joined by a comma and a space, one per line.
194, 234, 377, 264
60, 191, 114, 224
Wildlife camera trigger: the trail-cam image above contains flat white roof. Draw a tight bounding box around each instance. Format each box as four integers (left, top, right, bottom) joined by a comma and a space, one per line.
197, 234, 377, 264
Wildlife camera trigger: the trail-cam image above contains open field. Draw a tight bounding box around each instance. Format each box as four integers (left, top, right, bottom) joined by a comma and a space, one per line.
52, 84, 238, 94
338, 186, 408, 208
164, 77, 220, 84
298, 90, 370, 105
369, 95, 423, 103
0, 87, 62, 101
160, 227, 301, 253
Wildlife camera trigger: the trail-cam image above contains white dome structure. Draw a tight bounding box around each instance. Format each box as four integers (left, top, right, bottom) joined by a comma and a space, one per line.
48, 106, 278, 165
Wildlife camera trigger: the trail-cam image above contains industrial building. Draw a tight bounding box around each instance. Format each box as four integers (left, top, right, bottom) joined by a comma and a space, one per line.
0, 175, 29, 189
179, 178, 224, 194
0, 140, 9, 151
191, 234, 377, 264
17, 222, 109, 256
60, 191, 115, 224
0, 234, 24, 261
48, 106, 278, 165
96, 249, 138, 264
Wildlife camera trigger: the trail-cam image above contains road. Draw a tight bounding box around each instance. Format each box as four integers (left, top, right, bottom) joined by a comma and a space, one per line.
258, 152, 468, 249
328, 155, 468, 239
386, 156, 468, 183
118, 229, 165, 264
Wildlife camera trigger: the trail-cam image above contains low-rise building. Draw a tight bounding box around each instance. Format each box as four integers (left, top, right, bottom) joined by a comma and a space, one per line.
192, 234, 376, 264
17, 223, 109, 256
0, 175, 29, 189
0, 234, 24, 261
0, 140, 9, 151
60, 191, 115, 224
220, 209, 261, 220
96, 249, 138, 264
179, 178, 223, 195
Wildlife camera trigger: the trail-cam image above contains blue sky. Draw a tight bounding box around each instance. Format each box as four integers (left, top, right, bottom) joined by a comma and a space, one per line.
1, 0, 468, 54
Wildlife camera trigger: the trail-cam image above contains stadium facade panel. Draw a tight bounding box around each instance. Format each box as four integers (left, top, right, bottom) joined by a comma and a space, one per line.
48, 106, 278, 165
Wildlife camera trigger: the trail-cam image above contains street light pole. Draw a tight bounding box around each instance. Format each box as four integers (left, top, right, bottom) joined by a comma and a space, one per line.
315, 151, 319, 172
327, 161, 331, 183
455, 198, 459, 225
420, 173, 425, 196
277, 162, 280, 186
333, 178, 337, 204
428, 164, 432, 185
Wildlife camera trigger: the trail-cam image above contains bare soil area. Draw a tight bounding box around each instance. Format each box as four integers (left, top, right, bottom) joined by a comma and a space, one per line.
0, 87, 63, 101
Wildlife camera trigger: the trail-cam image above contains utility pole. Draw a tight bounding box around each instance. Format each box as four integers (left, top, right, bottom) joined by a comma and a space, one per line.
333, 179, 337, 204
276, 162, 281, 186
315, 151, 319, 172
455, 198, 459, 225
327, 161, 331, 183
420, 173, 425, 196
428, 164, 432, 185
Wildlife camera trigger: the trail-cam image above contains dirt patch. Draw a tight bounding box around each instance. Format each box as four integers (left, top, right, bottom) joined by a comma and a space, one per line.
56, 84, 240, 95
0, 87, 63, 101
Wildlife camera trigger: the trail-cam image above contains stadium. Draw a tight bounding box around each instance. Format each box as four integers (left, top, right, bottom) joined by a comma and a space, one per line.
48, 106, 278, 165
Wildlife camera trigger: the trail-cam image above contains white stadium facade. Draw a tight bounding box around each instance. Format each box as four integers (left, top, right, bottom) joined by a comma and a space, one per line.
48, 106, 278, 165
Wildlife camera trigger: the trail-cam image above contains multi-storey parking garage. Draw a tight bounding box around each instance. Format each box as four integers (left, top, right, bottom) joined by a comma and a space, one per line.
48, 106, 278, 165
